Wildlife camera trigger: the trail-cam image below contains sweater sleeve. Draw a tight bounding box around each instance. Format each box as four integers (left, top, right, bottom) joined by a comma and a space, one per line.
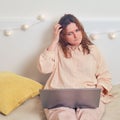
37, 49, 57, 74
94, 46, 112, 95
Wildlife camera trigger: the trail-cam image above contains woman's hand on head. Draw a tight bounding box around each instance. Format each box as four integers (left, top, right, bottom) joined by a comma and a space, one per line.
53, 24, 62, 44
47, 24, 62, 51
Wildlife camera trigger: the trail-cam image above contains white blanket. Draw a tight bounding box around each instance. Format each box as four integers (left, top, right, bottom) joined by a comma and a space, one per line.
0, 84, 120, 120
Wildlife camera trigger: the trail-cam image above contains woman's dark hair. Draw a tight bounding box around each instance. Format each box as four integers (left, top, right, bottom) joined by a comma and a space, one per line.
58, 14, 93, 58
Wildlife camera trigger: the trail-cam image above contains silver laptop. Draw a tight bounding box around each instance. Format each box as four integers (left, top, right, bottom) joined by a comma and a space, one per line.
40, 88, 101, 109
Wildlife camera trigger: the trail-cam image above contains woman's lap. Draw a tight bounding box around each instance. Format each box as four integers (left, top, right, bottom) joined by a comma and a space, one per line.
44, 101, 105, 120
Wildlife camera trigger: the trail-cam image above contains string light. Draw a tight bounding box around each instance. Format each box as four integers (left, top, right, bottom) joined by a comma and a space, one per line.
37, 14, 45, 21
21, 24, 30, 31
88, 30, 120, 40
0, 14, 46, 37
108, 32, 117, 39
89, 33, 99, 40
4, 30, 14, 36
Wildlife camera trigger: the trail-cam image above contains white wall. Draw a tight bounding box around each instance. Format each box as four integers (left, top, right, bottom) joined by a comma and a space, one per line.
0, 0, 120, 19
0, 0, 120, 85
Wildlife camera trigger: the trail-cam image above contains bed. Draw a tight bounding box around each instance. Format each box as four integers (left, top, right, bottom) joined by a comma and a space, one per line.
0, 84, 120, 120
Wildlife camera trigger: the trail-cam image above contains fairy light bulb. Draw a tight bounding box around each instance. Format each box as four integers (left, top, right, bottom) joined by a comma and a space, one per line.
37, 14, 45, 21
21, 24, 30, 31
4, 30, 14, 36
108, 32, 116, 39
89, 33, 98, 40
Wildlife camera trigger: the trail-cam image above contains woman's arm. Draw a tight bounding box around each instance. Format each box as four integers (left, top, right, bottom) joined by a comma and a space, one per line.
37, 24, 62, 73
95, 46, 112, 95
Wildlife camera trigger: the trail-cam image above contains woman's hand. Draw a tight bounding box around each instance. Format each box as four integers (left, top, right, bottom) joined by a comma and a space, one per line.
53, 24, 62, 43
47, 24, 62, 51
97, 85, 108, 95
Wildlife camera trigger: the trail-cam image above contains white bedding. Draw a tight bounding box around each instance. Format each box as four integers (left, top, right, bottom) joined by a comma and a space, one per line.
0, 84, 120, 120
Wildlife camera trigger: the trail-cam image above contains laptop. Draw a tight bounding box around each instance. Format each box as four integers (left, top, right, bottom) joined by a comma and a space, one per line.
40, 88, 101, 109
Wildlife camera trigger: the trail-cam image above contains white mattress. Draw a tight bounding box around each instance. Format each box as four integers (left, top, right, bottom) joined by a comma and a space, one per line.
0, 84, 120, 120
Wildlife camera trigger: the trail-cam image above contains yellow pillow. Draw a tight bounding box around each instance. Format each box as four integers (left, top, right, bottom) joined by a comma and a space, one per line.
0, 72, 43, 115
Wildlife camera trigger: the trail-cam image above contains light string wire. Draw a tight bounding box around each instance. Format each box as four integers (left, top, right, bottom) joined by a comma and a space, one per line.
88, 30, 120, 40
0, 14, 45, 36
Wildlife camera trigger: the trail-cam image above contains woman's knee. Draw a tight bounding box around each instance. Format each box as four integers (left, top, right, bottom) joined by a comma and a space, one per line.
76, 102, 105, 120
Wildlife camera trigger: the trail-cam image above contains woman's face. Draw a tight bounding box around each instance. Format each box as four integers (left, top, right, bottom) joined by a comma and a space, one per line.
64, 22, 82, 46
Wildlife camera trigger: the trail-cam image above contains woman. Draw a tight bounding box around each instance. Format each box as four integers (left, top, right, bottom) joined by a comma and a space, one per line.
38, 14, 112, 120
